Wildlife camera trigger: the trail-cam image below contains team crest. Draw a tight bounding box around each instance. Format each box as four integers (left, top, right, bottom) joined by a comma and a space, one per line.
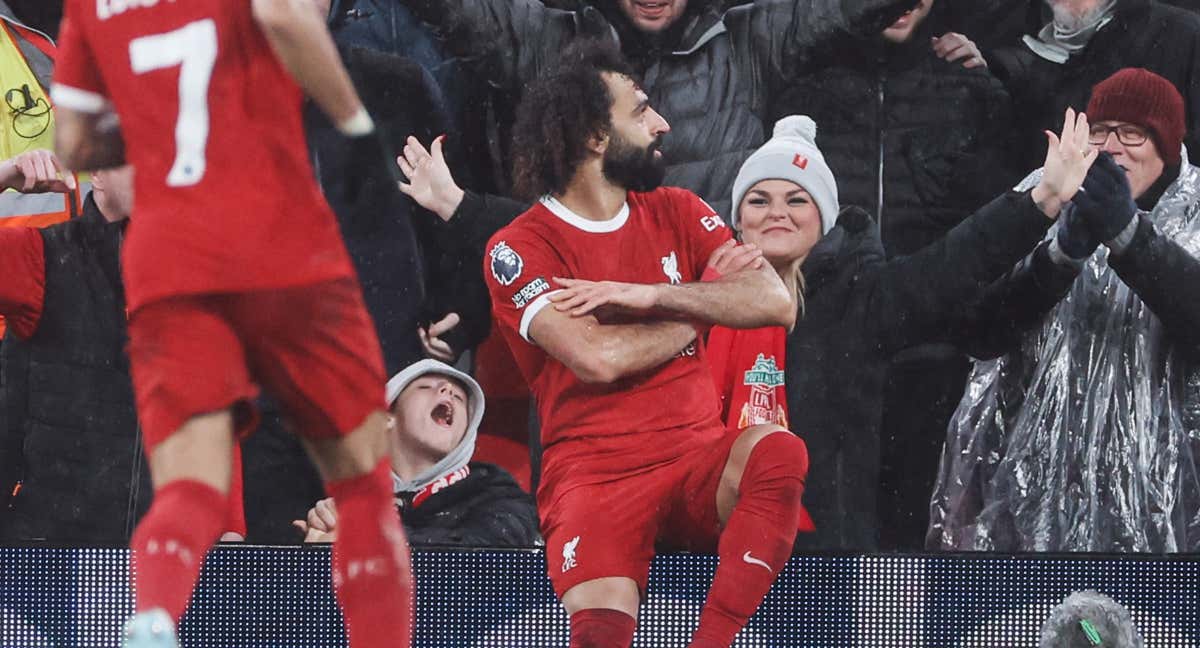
661, 251, 682, 285
490, 241, 524, 286
739, 354, 788, 429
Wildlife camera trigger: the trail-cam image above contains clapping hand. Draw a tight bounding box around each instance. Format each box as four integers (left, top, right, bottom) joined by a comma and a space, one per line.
1032, 108, 1100, 218
1071, 152, 1138, 244
1053, 205, 1101, 260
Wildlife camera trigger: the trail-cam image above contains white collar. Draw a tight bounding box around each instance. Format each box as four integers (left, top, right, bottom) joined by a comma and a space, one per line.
541, 195, 630, 233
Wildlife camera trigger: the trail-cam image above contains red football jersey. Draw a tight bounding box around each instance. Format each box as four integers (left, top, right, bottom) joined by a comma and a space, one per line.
707, 325, 789, 431
485, 187, 733, 481
52, 0, 353, 311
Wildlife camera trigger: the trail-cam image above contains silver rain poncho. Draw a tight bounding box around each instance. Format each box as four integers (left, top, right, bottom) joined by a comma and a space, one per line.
928, 149, 1200, 552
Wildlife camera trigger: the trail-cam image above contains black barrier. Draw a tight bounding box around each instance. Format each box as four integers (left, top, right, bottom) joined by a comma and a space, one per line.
1, 547, 1198, 646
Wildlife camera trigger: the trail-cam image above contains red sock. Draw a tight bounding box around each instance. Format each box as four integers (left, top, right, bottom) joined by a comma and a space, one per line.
130, 479, 228, 620
690, 433, 807, 647
328, 460, 413, 648
569, 608, 636, 648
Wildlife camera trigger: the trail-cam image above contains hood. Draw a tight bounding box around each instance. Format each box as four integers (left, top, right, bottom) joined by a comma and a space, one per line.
585, 0, 724, 67
800, 206, 885, 297
386, 359, 486, 493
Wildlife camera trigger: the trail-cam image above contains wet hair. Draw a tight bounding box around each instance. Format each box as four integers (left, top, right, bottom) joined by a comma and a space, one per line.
510, 39, 637, 200
1039, 591, 1144, 648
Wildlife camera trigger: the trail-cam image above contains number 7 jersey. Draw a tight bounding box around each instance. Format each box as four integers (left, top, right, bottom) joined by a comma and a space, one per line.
52, 0, 354, 311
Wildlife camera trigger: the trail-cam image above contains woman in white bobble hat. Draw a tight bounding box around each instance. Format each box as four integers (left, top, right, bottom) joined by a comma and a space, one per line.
708, 110, 1099, 550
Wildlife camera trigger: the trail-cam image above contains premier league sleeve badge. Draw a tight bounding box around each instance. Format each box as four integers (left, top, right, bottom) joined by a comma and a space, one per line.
489, 241, 524, 287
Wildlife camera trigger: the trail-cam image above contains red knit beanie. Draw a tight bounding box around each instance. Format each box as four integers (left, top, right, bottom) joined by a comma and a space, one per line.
1087, 68, 1186, 166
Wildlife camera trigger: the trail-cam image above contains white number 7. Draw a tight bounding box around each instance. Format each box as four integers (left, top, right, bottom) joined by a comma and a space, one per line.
129, 19, 217, 187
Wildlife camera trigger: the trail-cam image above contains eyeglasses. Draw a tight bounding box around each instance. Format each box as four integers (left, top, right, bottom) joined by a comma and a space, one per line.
1088, 123, 1149, 147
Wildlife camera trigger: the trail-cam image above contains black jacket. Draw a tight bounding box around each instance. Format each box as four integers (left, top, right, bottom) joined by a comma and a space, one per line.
770, 8, 1020, 257
401, 0, 913, 218
787, 192, 1054, 550
990, 0, 1200, 172
426, 190, 530, 346
397, 462, 541, 547
0, 196, 150, 542
960, 213, 1200, 362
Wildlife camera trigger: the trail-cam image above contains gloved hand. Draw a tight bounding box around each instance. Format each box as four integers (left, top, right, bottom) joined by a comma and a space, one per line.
1054, 204, 1101, 260
1071, 151, 1137, 243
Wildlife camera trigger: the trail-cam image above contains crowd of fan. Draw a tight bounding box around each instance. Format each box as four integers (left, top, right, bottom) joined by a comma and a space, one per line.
0, 0, 1197, 565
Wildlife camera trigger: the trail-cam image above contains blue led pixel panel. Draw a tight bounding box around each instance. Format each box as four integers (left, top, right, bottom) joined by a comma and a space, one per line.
0, 548, 1197, 647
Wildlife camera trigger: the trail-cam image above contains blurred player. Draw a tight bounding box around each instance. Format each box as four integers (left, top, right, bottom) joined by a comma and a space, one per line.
488, 40, 809, 648
50, 1, 411, 646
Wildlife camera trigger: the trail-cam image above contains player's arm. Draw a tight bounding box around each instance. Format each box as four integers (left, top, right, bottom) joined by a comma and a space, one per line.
54, 106, 125, 172
528, 305, 697, 385
251, 0, 370, 133
550, 261, 796, 331
51, 3, 124, 171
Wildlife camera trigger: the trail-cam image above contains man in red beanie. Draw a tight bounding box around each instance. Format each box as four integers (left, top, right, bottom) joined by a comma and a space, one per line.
930, 67, 1200, 553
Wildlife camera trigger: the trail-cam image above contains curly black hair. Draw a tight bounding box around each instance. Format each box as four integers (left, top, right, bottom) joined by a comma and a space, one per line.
510, 39, 637, 201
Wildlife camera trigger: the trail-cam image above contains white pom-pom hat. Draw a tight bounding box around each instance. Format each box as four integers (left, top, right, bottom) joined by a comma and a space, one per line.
731, 115, 839, 235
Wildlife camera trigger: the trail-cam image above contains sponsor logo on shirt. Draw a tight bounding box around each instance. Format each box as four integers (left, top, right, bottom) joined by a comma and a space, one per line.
562, 535, 580, 573
512, 277, 550, 308
661, 251, 682, 285
739, 354, 787, 429
700, 214, 725, 232
675, 342, 697, 359
490, 241, 524, 286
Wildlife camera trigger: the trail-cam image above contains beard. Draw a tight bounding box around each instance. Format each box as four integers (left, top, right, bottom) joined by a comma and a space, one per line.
602, 133, 667, 192
1048, 0, 1108, 31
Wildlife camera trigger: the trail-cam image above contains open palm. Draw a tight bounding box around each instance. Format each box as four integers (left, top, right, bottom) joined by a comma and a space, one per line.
1040, 107, 1100, 204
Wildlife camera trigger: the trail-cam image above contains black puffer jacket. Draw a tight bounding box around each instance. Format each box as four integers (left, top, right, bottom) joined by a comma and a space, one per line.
770, 6, 1021, 256
990, 0, 1200, 172
0, 197, 150, 543
401, 0, 914, 219
397, 462, 541, 547
786, 191, 1054, 550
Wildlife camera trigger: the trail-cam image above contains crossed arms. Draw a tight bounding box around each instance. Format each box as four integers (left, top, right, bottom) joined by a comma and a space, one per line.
527, 244, 795, 384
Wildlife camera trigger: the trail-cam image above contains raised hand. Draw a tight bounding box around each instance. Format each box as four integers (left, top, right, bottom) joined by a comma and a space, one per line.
1032, 108, 1100, 218
1072, 152, 1138, 243
0, 149, 77, 193
396, 135, 463, 221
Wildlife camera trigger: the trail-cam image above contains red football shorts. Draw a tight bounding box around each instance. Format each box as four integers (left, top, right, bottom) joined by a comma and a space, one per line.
539, 429, 740, 598
127, 278, 386, 450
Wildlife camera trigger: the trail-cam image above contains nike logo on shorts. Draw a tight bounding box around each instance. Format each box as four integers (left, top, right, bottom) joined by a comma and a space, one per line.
742, 551, 772, 573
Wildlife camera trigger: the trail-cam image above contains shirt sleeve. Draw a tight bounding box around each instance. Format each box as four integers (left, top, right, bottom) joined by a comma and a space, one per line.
0, 226, 46, 339
483, 231, 569, 345
675, 188, 733, 278
50, 5, 111, 113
